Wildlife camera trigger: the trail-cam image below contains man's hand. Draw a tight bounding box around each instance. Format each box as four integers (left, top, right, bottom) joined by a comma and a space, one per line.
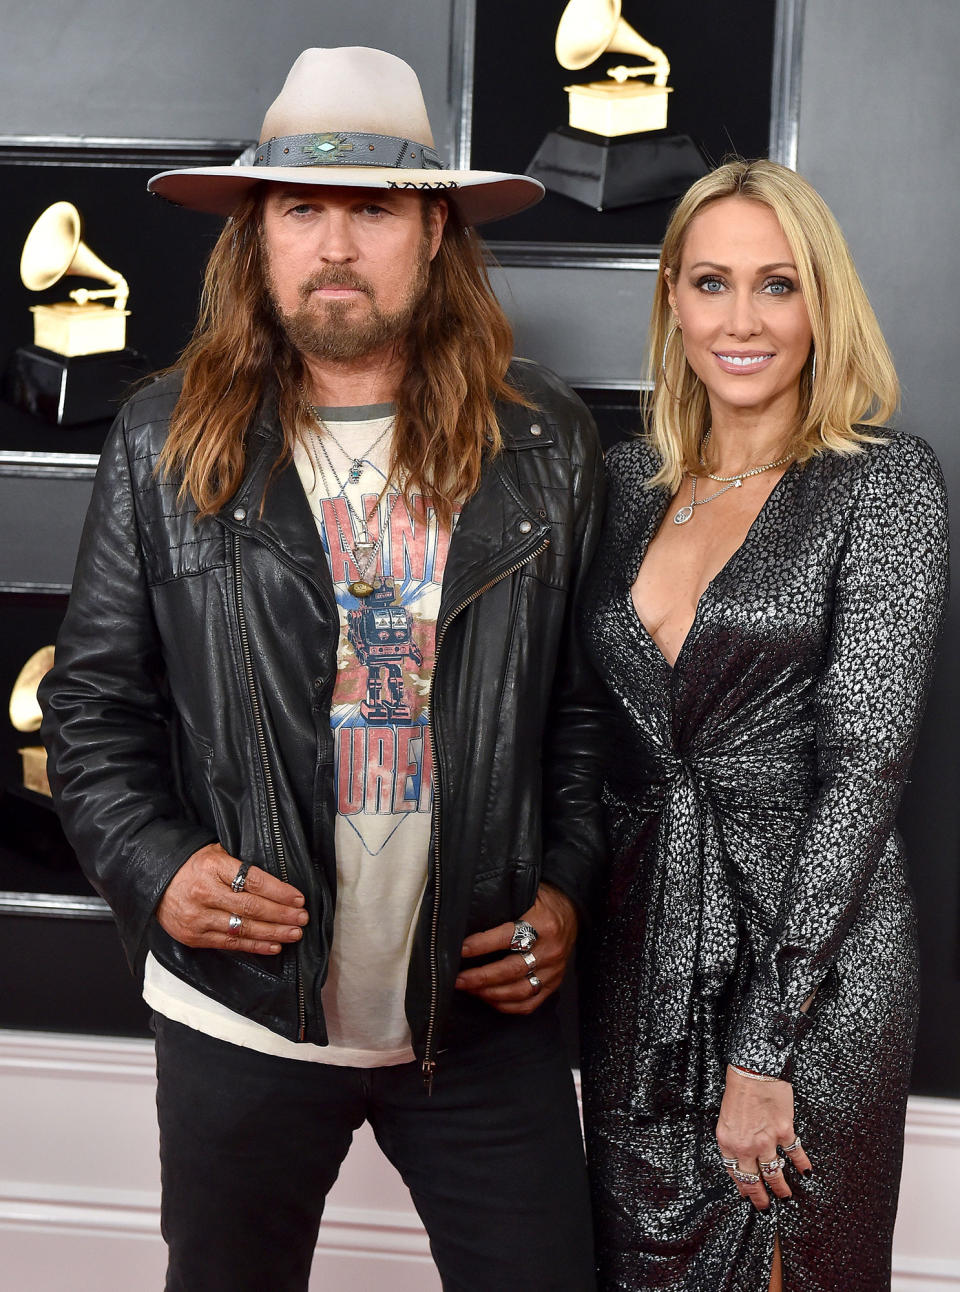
454, 882, 579, 1014
156, 843, 308, 955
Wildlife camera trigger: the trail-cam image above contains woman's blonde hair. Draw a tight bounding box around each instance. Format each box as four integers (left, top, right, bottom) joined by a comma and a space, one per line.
647, 158, 899, 491
157, 189, 526, 527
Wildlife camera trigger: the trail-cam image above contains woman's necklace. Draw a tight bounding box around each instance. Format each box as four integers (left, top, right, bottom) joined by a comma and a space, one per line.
672, 430, 794, 526
307, 418, 399, 597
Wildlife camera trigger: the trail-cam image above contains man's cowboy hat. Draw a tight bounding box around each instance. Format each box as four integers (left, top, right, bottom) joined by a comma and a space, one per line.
149, 46, 544, 226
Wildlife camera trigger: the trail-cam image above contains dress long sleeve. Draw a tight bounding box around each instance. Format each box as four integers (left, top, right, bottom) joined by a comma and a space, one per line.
727, 433, 949, 1077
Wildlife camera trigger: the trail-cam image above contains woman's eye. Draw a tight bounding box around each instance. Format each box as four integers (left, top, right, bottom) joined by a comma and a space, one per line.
763, 277, 794, 295
696, 276, 725, 293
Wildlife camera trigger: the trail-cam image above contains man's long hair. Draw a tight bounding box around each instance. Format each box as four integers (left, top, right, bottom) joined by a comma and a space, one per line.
158, 189, 526, 527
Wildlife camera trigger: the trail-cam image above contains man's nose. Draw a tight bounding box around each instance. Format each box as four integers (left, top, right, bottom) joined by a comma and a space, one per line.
318, 211, 359, 263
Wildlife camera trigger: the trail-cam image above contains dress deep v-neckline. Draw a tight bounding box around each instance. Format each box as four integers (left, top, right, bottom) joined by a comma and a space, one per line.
628, 462, 796, 672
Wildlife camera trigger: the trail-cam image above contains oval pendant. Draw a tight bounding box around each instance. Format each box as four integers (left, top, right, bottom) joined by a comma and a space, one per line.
349, 580, 375, 598
673, 505, 694, 525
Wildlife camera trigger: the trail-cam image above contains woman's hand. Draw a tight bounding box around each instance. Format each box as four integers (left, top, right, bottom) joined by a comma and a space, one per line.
716, 1065, 813, 1209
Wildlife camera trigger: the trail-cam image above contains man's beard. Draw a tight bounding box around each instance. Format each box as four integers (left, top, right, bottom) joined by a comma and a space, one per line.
266, 242, 431, 362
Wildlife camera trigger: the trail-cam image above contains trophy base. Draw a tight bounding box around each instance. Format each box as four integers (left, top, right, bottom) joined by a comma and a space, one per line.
2, 344, 151, 426
527, 126, 708, 211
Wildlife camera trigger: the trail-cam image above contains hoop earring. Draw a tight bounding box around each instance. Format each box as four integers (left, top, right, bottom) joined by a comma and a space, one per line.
660, 323, 684, 401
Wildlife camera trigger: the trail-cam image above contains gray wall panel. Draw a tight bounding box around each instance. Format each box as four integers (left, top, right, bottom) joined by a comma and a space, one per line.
0, 476, 91, 590
3, 0, 454, 156
490, 265, 656, 388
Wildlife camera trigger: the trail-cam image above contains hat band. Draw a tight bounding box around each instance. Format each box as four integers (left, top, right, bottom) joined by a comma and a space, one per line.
254, 132, 443, 170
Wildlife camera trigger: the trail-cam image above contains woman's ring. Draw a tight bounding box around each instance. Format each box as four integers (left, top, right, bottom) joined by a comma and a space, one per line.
732, 1168, 761, 1186
719, 1153, 739, 1170
527, 973, 542, 996
760, 1156, 786, 1177
228, 914, 243, 933
511, 921, 539, 953
230, 862, 251, 894
782, 1137, 802, 1155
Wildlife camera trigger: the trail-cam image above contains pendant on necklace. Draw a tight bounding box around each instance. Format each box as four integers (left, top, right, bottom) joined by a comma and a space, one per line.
354, 540, 376, 560
673, 505, 694, 525
349, 580, 376, 598
349, 460, 364, 482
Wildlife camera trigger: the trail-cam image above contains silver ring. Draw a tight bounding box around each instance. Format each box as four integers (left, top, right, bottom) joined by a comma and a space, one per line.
230, 862, 250, 894
719, 1153, 739, 1170
511, 920, 539, 953
520, 950, 537, 969
760, 1156, 786, 1178
782, 1137, 802, 1155
732, 1168, 761, 1186
527, 973, 542, 996
228, 914, 243, 933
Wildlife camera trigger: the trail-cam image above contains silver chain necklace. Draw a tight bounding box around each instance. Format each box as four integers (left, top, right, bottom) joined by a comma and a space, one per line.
673, 430, 794, 526
306, 419, 399, 598
316, 413, 392, 483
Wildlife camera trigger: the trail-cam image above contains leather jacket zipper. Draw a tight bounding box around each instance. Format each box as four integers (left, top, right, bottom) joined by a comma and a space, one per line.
421, 534, 551, 1093
232, 534, 307, 1041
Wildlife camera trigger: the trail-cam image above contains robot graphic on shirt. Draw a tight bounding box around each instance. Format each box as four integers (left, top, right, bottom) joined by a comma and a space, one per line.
346, 579, 424, 721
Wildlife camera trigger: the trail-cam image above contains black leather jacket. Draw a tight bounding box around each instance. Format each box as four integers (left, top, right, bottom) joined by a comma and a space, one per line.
40, 359, 607, 1074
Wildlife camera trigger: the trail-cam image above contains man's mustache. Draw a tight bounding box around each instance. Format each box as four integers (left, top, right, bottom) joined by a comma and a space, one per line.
298, 269, 373, 300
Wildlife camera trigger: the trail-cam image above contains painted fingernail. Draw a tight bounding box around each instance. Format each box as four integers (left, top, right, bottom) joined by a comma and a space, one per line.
802, 1169, 813, 1178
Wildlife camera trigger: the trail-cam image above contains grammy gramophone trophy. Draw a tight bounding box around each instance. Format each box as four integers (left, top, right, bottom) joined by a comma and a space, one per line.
528, 0, 707, 211
9, 646, 55, 798
3, 201, 149, 426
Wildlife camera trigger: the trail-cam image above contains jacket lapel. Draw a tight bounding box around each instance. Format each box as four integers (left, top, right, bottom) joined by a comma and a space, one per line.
437, 398, 553, 622
217, 400, 335, 601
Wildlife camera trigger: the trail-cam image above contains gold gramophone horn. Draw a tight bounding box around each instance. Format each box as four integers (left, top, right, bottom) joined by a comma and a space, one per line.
20, 201, 129, 311
9, 646, 55, 734
556, 0, 668, 80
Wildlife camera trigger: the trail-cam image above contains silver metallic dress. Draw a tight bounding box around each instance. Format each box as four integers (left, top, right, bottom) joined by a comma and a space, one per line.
580, 431, 948, 1291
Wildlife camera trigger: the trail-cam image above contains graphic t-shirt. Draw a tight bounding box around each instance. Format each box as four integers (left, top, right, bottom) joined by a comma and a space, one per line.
143, 403, 457, 1067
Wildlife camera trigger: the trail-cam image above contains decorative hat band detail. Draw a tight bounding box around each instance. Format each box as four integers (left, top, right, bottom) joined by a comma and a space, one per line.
254, 132, 444, 170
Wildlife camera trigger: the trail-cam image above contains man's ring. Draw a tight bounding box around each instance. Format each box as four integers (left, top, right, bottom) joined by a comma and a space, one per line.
782, 1137, 802, 1155
228, 914, 243, 933
230, 862, 251, 894
511, 920, 538, 953
527, 973, 542, 996
520, 950, 537, 969
732, 1168, 761, 1185
760, 1156, 786, 1177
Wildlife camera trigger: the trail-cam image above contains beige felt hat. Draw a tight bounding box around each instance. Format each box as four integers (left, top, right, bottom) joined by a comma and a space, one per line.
148, 46, 543, 225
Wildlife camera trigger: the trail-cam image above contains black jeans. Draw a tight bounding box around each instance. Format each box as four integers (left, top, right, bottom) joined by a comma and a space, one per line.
154, 1004, 596, 1292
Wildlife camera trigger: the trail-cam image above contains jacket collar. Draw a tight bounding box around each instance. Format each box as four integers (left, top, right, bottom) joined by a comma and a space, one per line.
214, 387, 553, 605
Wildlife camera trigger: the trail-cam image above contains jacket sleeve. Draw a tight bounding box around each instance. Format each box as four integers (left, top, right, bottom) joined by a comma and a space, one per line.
538, 399, 609, 922
727, 434, 949, 1078
39, 412, 217, 970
